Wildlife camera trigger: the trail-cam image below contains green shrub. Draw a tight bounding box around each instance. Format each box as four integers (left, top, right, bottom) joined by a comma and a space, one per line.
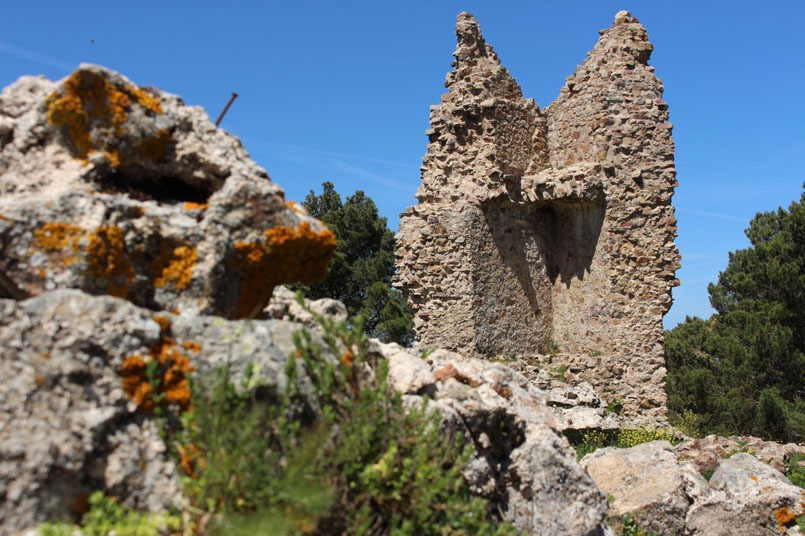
39, 492, 180, 536
668, 408, 703, 438
178, 294, 513, 535
620, 514, 659, 536
606, 397, 625, 415
787, 453, 805, 488
571, 427, 681, 459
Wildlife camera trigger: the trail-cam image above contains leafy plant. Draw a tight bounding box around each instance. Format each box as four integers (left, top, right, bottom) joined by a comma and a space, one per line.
177, 294, 512, 535
620, 514, 659, 536
39, 492, 180, 536
606, 397, 625, 415
571, 427, 681, 459
785, 452, 805, 488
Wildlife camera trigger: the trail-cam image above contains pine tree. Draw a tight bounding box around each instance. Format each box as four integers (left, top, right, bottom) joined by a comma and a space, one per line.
298, 182, 414, 345
666, 186, 805, 441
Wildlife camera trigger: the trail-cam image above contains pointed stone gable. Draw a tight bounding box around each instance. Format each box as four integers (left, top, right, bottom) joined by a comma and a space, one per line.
396, 11, 680, 421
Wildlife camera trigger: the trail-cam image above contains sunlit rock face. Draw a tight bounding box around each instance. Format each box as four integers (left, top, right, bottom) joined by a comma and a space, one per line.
0, 64, 335, 319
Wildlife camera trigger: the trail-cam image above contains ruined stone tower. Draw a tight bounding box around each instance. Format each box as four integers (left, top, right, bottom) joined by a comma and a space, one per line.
395, 11, 680, 419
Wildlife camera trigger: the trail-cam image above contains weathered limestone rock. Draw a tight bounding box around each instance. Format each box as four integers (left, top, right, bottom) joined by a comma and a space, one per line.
0, 65, 336, 319
581, 441, 708, 535
687, 453, 805, 535
396, 11, 679, 419
382, 346, 611, 534
0, 289, 326, 534
1, 289, 612, 536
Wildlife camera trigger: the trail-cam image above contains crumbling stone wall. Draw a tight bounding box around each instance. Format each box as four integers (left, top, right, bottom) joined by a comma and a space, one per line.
396, 11, 680, 419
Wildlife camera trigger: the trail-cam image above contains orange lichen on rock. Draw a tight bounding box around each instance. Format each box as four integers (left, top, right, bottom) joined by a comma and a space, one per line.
45, 69, 163, 164
120, 315, 196, 413
183, 201, 208, 211
285, 200, 306, 215
139, 128, 171, 161
34, 222, 85, 252
776, 506, 799, 530
152, 245, 197, 290
231, 221, 336, 318
88, 225, 134, 297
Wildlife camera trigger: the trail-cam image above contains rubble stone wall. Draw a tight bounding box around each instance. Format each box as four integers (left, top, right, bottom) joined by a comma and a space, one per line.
396, 11, 680, 419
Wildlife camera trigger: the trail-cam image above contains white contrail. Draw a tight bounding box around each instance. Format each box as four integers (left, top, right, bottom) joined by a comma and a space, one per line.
331, 159, 415, 192
0, 40, 74, 71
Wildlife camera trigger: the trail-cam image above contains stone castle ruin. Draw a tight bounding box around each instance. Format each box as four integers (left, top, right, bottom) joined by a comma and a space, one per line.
396, 11, 680, 419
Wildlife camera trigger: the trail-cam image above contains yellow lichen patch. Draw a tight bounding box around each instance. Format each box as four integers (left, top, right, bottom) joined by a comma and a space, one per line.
152, 245, 197, 290
231, 221, 337, 318
139, 128, 171, 161
776, 506, 799, 530
183, 340, 202, 353
46, 69, 163, 163
34, 222, 85, 251
131, 86, 163, 114
184, 201, 208, 211
88, 225, 134, 298
119, 315, 195, 413
285, 200, 306, 215
102, 150, 121, 167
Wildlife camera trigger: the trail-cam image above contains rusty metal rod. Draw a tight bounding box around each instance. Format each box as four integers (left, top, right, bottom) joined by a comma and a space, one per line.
214, 92, 239, 127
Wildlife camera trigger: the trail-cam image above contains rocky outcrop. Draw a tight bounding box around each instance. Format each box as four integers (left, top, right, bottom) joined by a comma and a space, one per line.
396, 10, 679, 420
581, 441, 708, 534
0, 65, 336, 319
0, 289, 612, 535
582, 442, 805, 535
381, 345, 609, 534
676, 434, 805, 475
0, 289, 324, 533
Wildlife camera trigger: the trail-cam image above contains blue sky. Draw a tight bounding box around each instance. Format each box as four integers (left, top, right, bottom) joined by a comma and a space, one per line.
2, 1, 803, 329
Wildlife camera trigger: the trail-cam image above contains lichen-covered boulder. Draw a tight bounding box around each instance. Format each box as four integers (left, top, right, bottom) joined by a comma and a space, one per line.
0, 289, 329, 534
686, 453, 805, 536
0, 64, 335, 318
580, 440, 709, 535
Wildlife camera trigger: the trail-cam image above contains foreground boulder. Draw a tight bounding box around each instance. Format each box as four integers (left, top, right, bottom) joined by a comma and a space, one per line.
582, 442, 805, 535
687, 453, 805, 536
581, 441, 707, 534
0, 65, 335, 318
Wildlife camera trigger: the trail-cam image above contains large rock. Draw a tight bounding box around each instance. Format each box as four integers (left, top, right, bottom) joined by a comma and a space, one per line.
383, 345, 611, 535
580, 440, 708, 535
686, 453, 805, 536
0, 289, 325, 534
0, 65, 335, 319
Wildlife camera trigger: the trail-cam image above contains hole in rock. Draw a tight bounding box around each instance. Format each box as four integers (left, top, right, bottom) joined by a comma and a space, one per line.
96, 168, 215, 205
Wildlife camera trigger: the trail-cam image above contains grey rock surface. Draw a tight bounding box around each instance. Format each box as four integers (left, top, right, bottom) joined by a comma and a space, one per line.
0, 289, 323, 534
686, 453, 805, 536
581, 440, 708, 535
384, 347, 611, 535
0, 64, 335, 319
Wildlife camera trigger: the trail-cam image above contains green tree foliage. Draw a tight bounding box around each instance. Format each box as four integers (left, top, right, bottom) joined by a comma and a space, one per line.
299, 182, 414, 345
665, 187, 805, 441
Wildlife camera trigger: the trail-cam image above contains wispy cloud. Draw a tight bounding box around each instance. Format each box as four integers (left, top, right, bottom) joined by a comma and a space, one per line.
332, 159, 415, 192
240, 137, 419, 170
676, 207, 747, 222
0, 40, 74, 71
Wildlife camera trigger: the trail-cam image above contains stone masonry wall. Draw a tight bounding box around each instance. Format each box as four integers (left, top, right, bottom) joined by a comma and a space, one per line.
395, 11, 680, 420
